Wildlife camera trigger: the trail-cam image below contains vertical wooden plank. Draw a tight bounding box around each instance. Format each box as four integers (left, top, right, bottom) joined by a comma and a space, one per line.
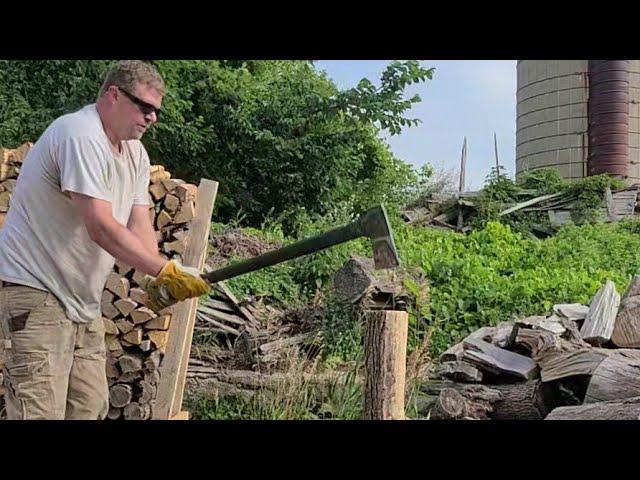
459, 136, 467, 193
153, 179, 218, 419
363, 310, 408, 420
170, 410, 190, 420
494, 132, 500, 175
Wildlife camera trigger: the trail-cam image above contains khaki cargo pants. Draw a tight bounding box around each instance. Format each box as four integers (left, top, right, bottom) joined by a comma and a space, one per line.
0, 282, 109, 420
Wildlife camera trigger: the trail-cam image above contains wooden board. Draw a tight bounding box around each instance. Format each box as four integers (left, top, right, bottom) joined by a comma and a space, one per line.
462, 338, 539, 380
539, 349, 608, 382
169, 410, 190, 420
580, 280, 620, 345
153, 179, 218, 419
216, 281, 257, 325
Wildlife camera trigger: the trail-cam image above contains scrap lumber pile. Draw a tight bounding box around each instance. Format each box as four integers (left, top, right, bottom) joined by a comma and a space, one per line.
190, 277, 322, 370
186, 252, 427, 404
187, 283, 327, 400
417, 277, 640, 420
401, 185, 640, 235
185, 227, 333, 398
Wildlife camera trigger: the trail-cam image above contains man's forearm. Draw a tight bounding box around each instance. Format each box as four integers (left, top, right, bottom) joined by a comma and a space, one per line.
90, 219, 166, 276
131, 221, 159, 255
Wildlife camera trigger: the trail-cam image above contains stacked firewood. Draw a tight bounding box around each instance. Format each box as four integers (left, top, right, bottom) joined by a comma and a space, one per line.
0, 142, 206, 420
0, 142, 32, 229
103, 166, 200, 420
417, 277, 640, 420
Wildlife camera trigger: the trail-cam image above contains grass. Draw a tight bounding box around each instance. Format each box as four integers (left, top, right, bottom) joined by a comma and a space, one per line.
186, 348, 364, 420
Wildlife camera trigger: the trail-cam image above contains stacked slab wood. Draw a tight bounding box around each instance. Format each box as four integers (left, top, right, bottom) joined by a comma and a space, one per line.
418, 278, 640, 420
103, 166, 200, 420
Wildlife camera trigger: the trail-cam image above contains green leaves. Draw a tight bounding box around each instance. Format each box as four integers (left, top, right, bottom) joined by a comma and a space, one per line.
0, 60, 432, 233
397, 219, 640, 355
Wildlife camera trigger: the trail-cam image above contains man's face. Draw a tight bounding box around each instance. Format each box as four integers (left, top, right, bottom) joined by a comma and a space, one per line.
113, 82, 164, 141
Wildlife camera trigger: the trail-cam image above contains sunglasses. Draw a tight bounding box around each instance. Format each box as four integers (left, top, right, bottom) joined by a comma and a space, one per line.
118, 87, 161, 119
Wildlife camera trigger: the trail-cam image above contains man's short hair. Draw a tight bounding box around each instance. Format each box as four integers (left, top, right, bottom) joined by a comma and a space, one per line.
98, 60, 166, 99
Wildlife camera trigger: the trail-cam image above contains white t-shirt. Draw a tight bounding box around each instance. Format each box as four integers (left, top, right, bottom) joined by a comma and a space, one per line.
0, 104, 152, 324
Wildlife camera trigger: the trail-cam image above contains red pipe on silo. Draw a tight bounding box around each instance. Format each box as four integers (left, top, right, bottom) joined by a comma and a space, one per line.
588, 60, 630, 177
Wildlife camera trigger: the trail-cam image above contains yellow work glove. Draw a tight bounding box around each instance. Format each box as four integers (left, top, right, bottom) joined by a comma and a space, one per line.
140, 260, 211, 312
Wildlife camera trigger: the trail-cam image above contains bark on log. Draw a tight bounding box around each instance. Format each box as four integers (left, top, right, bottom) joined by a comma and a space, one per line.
424, 380, 556, 420
612, 275, 640, 347
546, 396, 640, 420
363, 310, 408, 420
584, 356, 640, 403
437, 361, 483, 383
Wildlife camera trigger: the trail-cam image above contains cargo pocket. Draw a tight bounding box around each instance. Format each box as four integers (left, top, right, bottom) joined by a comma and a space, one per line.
76, 318, 107, 359
4, 351, 54, 420
6, 287, 55, 331
8, 312, 29, 333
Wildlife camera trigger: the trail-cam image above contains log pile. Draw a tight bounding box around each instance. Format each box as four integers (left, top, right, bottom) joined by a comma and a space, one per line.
190, 226, 325, 375
416, 277, 640, 420
186, 229, 329, 400
103, 166, 200, 420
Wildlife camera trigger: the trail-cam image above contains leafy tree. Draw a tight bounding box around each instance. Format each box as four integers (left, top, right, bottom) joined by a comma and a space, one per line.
0, 60, 433, 231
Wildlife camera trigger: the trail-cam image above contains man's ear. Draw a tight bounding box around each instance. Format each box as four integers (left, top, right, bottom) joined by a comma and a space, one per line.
105, 85, 119, 103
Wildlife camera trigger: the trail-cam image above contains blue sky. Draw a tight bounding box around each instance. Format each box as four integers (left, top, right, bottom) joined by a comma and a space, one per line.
315, 60, 517, 191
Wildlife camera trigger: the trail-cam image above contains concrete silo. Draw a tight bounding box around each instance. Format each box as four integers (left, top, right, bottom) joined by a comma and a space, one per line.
516, 60, 640, 184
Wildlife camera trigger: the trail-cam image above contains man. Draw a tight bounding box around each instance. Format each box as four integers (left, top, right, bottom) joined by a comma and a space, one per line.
0, 60, 209, 420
